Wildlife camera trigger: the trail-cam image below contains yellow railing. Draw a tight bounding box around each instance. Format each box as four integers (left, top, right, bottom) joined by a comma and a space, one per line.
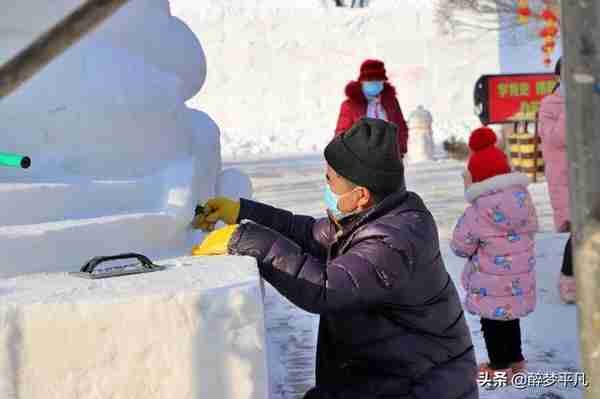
507, 120, 545, 182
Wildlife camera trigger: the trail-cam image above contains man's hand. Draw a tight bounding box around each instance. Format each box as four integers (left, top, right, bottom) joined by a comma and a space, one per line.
191, 197, 240, 232
191, 224, 239, 256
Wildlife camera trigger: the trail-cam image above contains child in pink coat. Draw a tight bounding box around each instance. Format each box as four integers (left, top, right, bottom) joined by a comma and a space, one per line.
451, 127, 539, 379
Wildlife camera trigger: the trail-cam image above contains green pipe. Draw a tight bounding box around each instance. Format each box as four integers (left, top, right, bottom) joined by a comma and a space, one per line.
0, 152, 31, 168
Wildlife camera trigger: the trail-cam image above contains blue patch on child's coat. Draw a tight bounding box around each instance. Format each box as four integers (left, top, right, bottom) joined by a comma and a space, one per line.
514, 191, 528, 207
507, 231, 521, 243
494, 256, 512, 269
492, 209, 507, 224
465, 232, 476, 245
451, 244, 469, 258
511, 279, 523, 296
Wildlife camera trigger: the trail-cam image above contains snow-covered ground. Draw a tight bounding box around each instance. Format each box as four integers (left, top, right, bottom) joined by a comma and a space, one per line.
225, 155, 583, 399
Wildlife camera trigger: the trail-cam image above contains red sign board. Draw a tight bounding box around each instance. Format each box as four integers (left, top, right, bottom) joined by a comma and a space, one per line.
474, 73, 558, 124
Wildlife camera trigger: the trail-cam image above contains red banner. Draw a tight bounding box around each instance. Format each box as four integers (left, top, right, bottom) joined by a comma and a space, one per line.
488, 74, 557, 123
474, 73, 558, 124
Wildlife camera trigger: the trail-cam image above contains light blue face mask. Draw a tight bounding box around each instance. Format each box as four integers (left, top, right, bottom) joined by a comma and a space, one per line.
324, 185, 343, 218
362, 81, 384, 98
324, 185, 359, 219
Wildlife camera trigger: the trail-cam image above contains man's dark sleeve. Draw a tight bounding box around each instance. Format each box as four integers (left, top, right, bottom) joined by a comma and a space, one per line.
228, 221, 411, 314
237, 198, 332, 259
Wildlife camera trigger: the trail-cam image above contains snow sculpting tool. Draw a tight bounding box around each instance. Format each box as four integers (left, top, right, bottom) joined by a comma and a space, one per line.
70, 253, 166, 279
0, 152, 31, 168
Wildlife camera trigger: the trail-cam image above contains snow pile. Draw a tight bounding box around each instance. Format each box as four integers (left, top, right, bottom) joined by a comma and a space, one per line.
170, 0, 501, 159
406, 105, 435, 162
0, 256, 269, 399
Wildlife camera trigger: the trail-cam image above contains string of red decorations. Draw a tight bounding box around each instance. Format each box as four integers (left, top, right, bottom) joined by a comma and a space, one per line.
517, 0, 531, 24
517, 0, 560, 68
540, 5, 559, 67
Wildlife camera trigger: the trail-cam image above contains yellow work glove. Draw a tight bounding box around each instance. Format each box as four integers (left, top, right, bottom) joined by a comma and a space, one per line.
191, 197, 240, 232
191, 224, 239, 256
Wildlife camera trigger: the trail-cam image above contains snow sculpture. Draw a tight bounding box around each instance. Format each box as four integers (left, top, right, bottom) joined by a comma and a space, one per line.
0, 2, 265, 398
407, 105, 435, 162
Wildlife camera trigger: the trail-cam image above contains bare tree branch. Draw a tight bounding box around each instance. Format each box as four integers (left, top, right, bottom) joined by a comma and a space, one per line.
434, 0, 560, 43
330, 0, 369, 7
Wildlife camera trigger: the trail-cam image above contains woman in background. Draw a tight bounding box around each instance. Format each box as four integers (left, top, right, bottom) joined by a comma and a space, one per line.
335, 59, 409, 158
538, 57, 575, 304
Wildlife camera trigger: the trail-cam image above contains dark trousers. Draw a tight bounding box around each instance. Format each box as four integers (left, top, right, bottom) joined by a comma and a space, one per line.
303, 348, 479, 399
481, 318, 524, 369
561, 235, 573, 276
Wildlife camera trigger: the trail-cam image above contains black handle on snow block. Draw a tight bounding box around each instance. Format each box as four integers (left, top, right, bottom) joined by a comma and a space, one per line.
80, 252, 156, 273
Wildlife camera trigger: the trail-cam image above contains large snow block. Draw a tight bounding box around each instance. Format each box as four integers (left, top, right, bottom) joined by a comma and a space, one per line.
0, 256, 269, 399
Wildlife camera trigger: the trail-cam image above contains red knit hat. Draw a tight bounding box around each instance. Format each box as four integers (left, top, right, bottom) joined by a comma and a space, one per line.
358, 59, 388, 81
467, 127, 512, 183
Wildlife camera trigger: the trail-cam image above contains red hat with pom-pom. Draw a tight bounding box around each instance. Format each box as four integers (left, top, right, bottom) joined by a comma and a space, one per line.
358, 59, 388, 81
467, 127, 511, 183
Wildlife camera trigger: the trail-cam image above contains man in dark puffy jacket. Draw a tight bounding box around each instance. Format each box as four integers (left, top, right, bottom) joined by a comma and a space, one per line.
192, 118, 478, 399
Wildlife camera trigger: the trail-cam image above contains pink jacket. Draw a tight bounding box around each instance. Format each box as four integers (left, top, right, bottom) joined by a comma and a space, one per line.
538, 91, 570, 231
451, 173, 539, 320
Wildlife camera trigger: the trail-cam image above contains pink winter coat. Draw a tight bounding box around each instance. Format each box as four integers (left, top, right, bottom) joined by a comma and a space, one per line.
451, 173, 539, 320
538, 91, 570, 232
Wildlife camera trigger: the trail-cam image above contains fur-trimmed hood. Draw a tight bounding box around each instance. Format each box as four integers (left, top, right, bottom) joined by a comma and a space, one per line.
465, 172, 530, 203
344, 80, 397, 104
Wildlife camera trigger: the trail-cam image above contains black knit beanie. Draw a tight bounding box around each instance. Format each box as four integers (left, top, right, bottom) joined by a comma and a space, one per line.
324, 118, 405, 195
